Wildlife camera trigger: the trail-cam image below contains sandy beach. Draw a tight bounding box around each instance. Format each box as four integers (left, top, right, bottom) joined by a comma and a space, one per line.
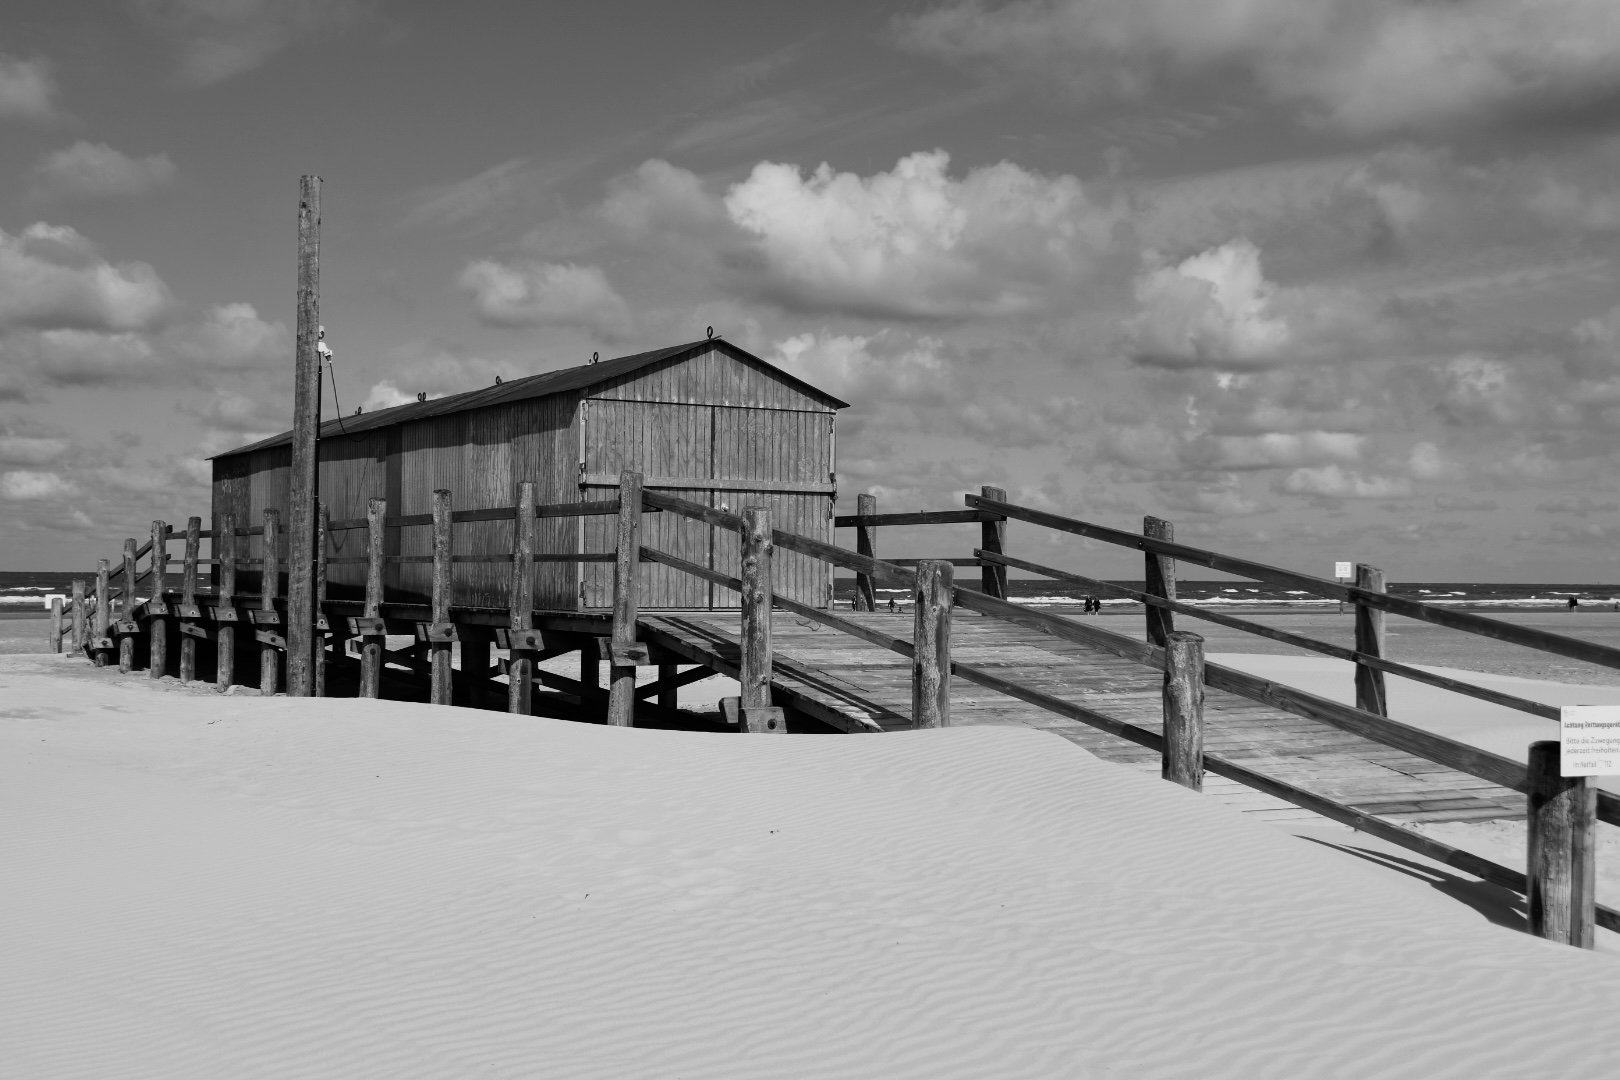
4, 648, 1618, 1078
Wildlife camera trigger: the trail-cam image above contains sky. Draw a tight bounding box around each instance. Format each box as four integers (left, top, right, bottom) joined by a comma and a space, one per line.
4, 1, 1620, 581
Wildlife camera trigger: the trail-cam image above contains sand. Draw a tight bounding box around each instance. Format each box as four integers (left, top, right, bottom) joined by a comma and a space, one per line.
3, 651, 1618, 1078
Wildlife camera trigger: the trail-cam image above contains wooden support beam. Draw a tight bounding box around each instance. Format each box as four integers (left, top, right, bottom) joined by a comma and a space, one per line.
1527, 741, 1596, 948
1162, 631, 1205, 792
1354, 563, 1387, 717
119, 539, 137, 673
286, 174, 322, 698
149, 519, 168, 679
739, 504, 784, 733
216, 514, 237, 692
360, 498, 385, 698
607, 471, 644, 727
49, 596, 63, 653
656, 663, 679, 709
260, 509, 280, 695
912, 560, 953, 728
1143, 516, 1175, 649
854, 493, 877, 611
315, 501, 329, 697
71, 578, 86, 654
430, 489, 453, 706
94, 560, 111, 667
508, 481, 536, 714
179, 516, 201, 682
980, 485, 1008, 600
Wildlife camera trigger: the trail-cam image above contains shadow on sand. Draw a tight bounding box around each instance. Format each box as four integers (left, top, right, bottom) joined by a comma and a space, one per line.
1298, 836, 1527, 932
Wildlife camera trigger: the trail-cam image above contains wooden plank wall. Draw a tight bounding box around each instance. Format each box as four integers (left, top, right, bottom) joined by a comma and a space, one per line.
589, 345, 834, 412
317, 429, 387, 599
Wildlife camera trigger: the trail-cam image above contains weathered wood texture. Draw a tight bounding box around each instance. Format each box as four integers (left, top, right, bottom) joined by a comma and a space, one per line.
1143, 516, 1175, 648
359, 497, 385, 698
49, 597, 63, 653
739, 505, 773, 712
216, 516, 236, 691
1354, 563, 1387, 716
854, 493, 878, 611
148, 520, 167, 679
980, 486, 1008, 600
1527, 741, 1596, 948
1162, 631, 1204, 791
315, 502, 329, 697
607, 472, 644, 726
260, 509, 280, 695
912, 561, 954, 728
508, 482, 536, 714
430, 489, 453, 706
286, 174, 321, 698
71, 579, 85, 653
94, 560, 110, 666
179, 516, 201, 682
119, 539, 137, 673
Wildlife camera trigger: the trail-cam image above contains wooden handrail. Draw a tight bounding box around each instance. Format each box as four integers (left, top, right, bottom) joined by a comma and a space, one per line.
832, 509, 996, 528
325, 498, 646, 533
967, 493, 1620, 673
978, 549, 1562, 722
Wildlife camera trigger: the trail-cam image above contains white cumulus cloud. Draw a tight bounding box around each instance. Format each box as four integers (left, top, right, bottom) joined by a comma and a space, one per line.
459, 260, 631, 337
1280, 465, 1413, 499
0, 52, 56, 120
0, 223, 171, 332
33, 142, 177, 200
0, 469, 76, 501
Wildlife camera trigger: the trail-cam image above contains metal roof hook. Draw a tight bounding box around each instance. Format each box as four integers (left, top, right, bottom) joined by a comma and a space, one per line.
706, 325, 713, 339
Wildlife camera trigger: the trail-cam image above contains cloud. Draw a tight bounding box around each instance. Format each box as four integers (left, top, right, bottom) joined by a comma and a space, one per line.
0, 223, 171, 332
600, 159, 729, 238
32, 142, 177, 200
360, 353, 528, 414
899, 0, 1620, 133
178, 388, 288, 435
1434, 494, 1498, 511
723, 150, 1114, 318
1196, 431, 1364, 470
458, 260, 631, 337
1536, 494, 1620, 515
132, 0, 373, 85
1279, 465, 1413, 499
0, 469, 76, 501
163, 302, 287, 368
0, 52, 56, 120
402, 157, 537, 230
0, 431, 69, 466
769, 331, 952, 406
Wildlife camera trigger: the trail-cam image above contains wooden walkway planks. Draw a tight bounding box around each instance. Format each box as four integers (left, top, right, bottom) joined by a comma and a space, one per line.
642, 609, 1528, 826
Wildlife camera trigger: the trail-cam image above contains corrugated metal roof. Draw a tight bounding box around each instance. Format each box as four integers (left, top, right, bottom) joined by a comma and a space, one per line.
215, 338, 848, 458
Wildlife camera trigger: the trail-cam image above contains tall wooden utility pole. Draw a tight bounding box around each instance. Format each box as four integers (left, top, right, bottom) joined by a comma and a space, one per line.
286, 175, 322, 696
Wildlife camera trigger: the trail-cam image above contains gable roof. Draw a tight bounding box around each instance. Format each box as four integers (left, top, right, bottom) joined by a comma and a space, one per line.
216, 338, 848, 458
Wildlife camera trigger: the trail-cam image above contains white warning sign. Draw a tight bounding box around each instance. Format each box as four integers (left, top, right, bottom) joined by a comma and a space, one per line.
1560, 705, 1620, 776
1334, 562, 1353, 580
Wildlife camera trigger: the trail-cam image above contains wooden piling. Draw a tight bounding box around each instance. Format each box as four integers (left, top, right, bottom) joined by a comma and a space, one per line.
1527, 741, 1596, 948
912, 560, 953, 728
148, 520, 168, 679
980, 486, 1008, 600
657, 664, 679, 710
179, 516, 200, 682
49, 596, 63, 653
216, 516, 237, 691
1162, 631, 1205, 791
260, 509, 280, 695
430, 489, 453, 706
607, 471, 645, 727
93, 559, 110, 667
71, 578, 86, 653
119, 539, 137, 673
1144, 516, 1176, 648
314, 501, 328, 697
1354, 563, 1387, 717
359, 498, 385, 698
286, 174, 323, 698
739, 504, 785, 732
507, 482, 535, 714
854, 493, 878, 612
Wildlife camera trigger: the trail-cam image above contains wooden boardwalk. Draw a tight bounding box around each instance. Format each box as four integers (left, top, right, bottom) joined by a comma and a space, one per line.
642, 609, 1527, 826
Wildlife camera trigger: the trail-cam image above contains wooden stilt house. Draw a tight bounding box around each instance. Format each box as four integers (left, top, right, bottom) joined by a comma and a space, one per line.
211, 339, 847, 610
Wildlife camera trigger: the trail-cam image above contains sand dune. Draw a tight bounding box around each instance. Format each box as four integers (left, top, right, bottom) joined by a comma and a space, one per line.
2, 653, 1617, 1078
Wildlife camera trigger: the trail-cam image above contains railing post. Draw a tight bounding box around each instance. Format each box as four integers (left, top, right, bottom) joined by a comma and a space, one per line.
507, 482, 536, 714
739, 504, 785, 733
1144, 516, 1176, 648
179, 516, 200, 682
119, 539, 137, 673
1527, 741, 1596, 948
1162, 631, 1205, 791
71, 578, 86, 653
93, 559, 111, 667
912, 560, 953, 728
1354, 563, 1387, 716
149, 520, 168, 679
49, 595, 63, 653
260, 509, 280, 695
980, 485, 1008, 600
314, 501, 329, 697
854, 492, 877, 611
657, 664, 679, 710
216, 516, 236, 692
607, 471, 645, 727
430, 489, 454, 706
359, 498, 385, 699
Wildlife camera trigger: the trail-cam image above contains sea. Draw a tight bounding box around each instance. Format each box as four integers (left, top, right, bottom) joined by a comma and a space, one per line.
6, 569, 1615, 614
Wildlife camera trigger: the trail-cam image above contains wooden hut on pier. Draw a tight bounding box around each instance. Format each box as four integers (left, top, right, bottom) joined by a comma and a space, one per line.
212, 339, 847, 610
